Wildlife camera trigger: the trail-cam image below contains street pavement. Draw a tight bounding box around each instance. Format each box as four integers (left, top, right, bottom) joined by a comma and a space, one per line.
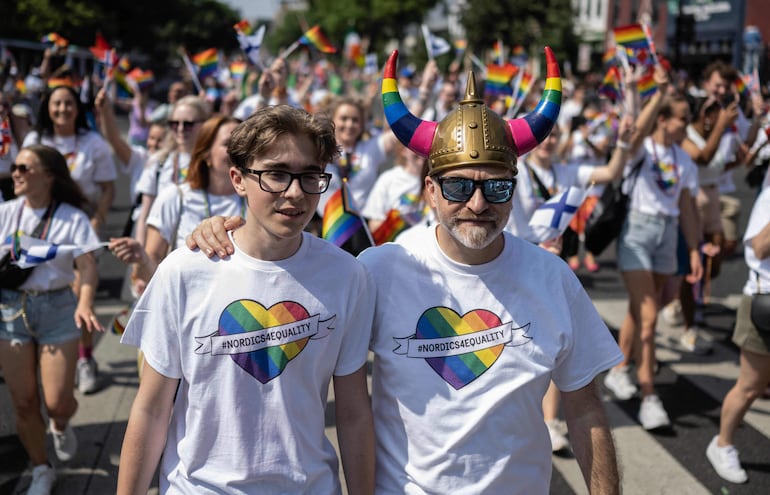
1, 158, 769, 494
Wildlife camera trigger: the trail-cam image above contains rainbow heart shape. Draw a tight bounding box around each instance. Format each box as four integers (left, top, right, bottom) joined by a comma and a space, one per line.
218, 299, 311, 384
415, 307, 505, 389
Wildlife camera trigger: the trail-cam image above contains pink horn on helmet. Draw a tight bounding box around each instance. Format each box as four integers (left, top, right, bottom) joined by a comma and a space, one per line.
507, 47, 562, 155
381, 50, 438, 158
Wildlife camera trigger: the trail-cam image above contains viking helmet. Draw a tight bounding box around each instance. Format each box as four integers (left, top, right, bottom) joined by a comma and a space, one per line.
382, 48, 562, 176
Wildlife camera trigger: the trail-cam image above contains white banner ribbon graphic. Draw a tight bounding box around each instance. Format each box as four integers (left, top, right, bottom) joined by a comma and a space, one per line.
195, 315, 335, 356
393, 322, 531, 358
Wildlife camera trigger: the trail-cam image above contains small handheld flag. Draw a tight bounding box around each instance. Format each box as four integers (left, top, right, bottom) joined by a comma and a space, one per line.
421, 24, 452, 60
613, 24, 650, 51
527, 187, 587, 243
0, 117, 11, 156
12, 236, 108, 269
192, 48, 219, 80
372, 209, 408, 245
485, 63, 518, 97
322, 181, 373, 250
236, 24, 266, 68
599, 66, 622, 102
300, 25, 337, 53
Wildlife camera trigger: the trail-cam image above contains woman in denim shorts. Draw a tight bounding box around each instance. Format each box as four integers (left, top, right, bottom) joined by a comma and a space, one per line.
0, 144, 103, 494
601, 78, 704, 432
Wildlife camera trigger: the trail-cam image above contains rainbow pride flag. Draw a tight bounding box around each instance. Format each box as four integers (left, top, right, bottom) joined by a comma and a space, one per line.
1, 118, 11, 156
113, 71, 134, 98
485, 63, 518, 96
128, 68, 154, 90
512, 70, 534, 112
613, 24, 650, 51
735, 76, 749, 98
300, 25, 337, 53
638, 70, 658, 99
322, 181, 367, 247
233, 19, 253, 35
599, 66, 622, 102
192, 48, 219, 79
454, 39, 467, 58
47, 77, 75, 89
373, 209, 408, 245
602, 47, 617, 67
229, 61, 247, 80
41, 32, 68, 49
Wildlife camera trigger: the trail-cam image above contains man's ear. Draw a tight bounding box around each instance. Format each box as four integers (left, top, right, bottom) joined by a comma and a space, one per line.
425, 175, 438, 208
230, 167, 246, 196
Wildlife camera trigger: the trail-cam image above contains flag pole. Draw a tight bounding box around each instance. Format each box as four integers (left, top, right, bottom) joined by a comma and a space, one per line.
178, 48, 203, 94
278, 40, 301, 60
641, 23, 660, 66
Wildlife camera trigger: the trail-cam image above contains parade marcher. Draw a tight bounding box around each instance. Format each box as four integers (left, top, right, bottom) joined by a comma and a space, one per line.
117, 105, 375, 494
603, 69, 704, 431
22, 83, 116, 394
148, 80, 189, 124
0, 144, 103, 495
707, 185, 770, 484
187, 47, 623, 495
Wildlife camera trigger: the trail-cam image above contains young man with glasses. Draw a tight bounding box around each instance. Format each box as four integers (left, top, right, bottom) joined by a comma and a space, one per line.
117, 105, 376, 494
188, 49, 623, 494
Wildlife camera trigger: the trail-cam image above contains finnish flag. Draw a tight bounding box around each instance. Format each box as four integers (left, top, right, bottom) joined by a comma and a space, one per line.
527, 187, 587, 243
421, 24, 451, 59
238, 25, 266, 68
13, 236, 107, 269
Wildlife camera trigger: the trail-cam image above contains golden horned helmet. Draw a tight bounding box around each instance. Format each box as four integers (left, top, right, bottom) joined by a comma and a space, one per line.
382, 48, 562, 176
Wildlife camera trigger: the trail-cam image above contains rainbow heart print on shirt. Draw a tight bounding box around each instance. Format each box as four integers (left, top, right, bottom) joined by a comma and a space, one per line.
393, 306, 531, 390
195, 299, 335, 384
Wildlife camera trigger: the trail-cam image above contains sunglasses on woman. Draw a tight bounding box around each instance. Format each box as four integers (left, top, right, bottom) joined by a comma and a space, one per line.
10, 163, 30, 174
168, 120, 200, 131
434, 177, 516, 204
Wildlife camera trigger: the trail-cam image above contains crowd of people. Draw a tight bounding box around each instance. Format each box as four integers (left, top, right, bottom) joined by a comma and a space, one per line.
0, 32, 769, 495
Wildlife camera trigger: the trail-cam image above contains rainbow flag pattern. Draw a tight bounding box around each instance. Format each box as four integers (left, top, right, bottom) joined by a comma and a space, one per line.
638, 70, 658, 98
322, 181, 367, 247
373, 209, 408, 245
233, 19, 253, 35
15, 79, 26, 95
454, 39, 467, 57
113, 71, 134, 98
229, 61, 247, 80
300, 25, 337, 53
613, 24, 650, 51
382, 50, 438, 157
415, 307, 507, 389
128, 68, 154, 90
507, 47, 562, 155
47, 77, 75, 89
1, 117, 11, 156
599, 66, 622, 102
511, 70, 534, 112
218, 300, 311, 384
41, 32, 68, 49
602, 47, 617, 67
485, 63, 518, 96
735, 76, 748, 98
192, 48, 219, 79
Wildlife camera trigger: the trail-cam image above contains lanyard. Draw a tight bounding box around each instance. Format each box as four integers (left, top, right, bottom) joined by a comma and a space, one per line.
524, 159, 555, 201
650, 141, 680, 196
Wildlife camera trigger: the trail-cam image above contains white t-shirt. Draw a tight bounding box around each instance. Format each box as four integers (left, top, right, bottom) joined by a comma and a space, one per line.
117, 145, 151, 200
147, 183, 244, 250
505, 158, 594, 242
358, 226, 623, 494
134, 150, 191, 197
317, 136, 388, 215
121, 232, 375, 494
362, 166, 423, 222
0, 197, 100, 291
742, 186, 770, 295
685, 125, 738, 187
625, 138, 698, 217
23, 131, 117, 205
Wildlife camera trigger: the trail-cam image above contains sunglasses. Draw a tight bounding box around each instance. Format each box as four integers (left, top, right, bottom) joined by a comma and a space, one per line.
168, 120, 200, 131
10, 163, 30, 174
434, 177, 516, 204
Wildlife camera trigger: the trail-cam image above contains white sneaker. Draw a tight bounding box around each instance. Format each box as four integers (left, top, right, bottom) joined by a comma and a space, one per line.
638, 395, 671, 430
661, 300, 684, 326
546, 419, 570, 453
603, 366, 637, 400
27, 464, 56, 495
706, 436, 748, 483
680, 327, 713, 355
76, 357, 98, 394
51, 421, 78, 462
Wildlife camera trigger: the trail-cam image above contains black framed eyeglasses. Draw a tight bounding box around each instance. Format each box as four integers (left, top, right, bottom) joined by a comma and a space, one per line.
241, 168, 332, 194
434, 177, 516, 204
10, 163, 30, 174
167, 120, 200, 131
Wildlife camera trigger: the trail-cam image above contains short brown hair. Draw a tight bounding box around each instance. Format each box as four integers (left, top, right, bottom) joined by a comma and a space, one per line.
228, 105, 339, 169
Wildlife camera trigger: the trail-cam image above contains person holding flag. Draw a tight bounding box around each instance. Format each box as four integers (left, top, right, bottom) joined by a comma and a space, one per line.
233, 57, 302, 121
0, 144, 103, 495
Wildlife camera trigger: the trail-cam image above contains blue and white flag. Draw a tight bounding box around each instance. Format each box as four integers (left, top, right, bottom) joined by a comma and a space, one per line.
12, 236, 107, 269
363, 53, 378, 75
421, 24, 451, 60
238, 24, 266, 68
527, 187, 587, 243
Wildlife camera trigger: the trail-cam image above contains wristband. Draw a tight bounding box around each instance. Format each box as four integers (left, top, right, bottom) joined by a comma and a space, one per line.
616, 141, 631, 150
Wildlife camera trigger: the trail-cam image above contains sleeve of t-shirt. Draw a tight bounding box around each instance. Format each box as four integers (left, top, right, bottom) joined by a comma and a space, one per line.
22, 131, 38, 148
147, 185, 182, 244
333, 264, 375, 376
550, 276, 624, 392
121, 257, 183, 379
362, 175, 390, 220
87, 134, 118, 183
68, 207, 101, 246
744, 188, 770, 242
681, 155, 699, 196
135, 156, 161, 196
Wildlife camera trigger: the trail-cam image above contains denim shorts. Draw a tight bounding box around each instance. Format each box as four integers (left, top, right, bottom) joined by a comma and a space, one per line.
617, 210, 679, 274
0, 288, 80, 345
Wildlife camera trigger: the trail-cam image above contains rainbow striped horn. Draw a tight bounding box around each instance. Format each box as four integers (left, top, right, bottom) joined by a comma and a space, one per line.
382, 50, 437, 158
507, 47, 562, 155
